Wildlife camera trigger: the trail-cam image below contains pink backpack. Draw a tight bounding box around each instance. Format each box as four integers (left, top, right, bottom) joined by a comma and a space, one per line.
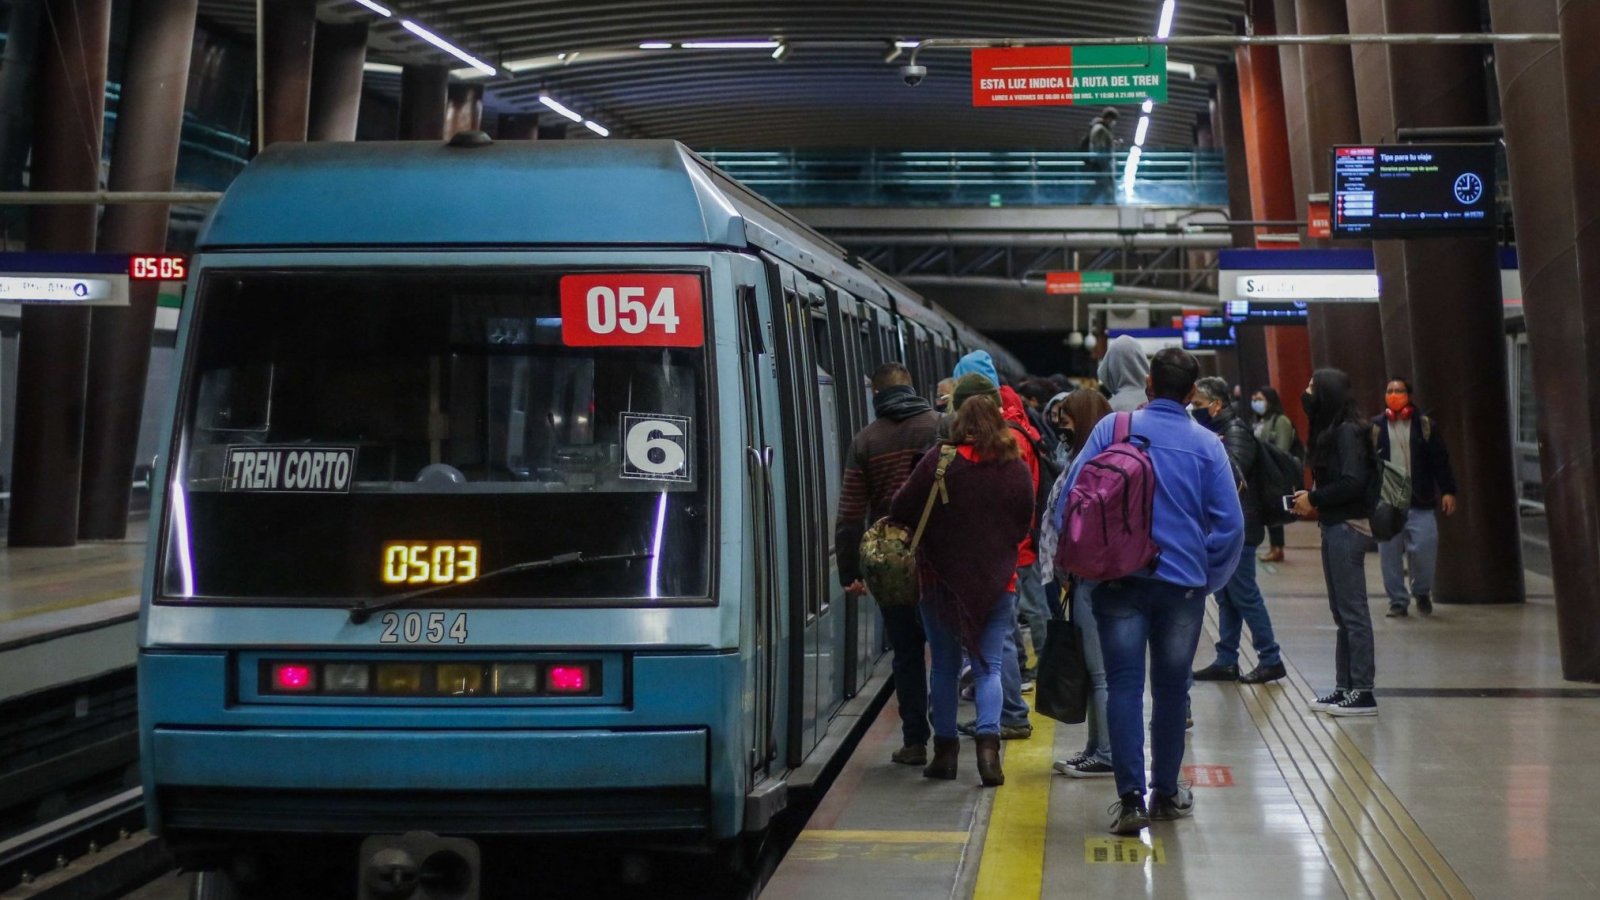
1056, 412, 1161, 582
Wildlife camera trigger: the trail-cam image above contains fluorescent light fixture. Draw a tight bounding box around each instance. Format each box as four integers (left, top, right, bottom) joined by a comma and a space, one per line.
584, 120, 610, 137
680, 40, 781, 49
1166, 60, 1197, 79
1157, 0, 1177, 39
539, 95, 583, 122
401, 19, 496, 76
895, 41, 921, 49
353, 0, 392, 16
771, 42, 790, 61
1142, 98, 1154, 114
1134, 115, 1150, 147
639, 42, 673, 49
363, 61, 403, 74
450, 66, 494, 79
1123, 145, 1144, 198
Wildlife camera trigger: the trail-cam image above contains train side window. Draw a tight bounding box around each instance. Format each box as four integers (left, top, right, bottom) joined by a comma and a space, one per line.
809, 314, 833, 376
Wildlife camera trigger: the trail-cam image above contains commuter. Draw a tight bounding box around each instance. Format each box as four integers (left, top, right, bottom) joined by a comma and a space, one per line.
890, 375, 1034, 786
1290, 369, 1379, 717
1373, 378, 1457, 617
1083, 107, 1121, 204
1017, 378, 1063, 453
1042, 388, 1120, 779
952, 350, 1042, 736
1252, 386, 1297, 562
1059, 348, 1244, 835
1042, 391, 1073, 470
1190, 377, 1286, 685
836, 363, 941, 765
1098, 334, 1150, 413
935, 377, 956, 413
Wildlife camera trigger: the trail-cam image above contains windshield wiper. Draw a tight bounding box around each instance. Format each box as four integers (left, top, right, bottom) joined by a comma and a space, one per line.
347, 550, 653, 624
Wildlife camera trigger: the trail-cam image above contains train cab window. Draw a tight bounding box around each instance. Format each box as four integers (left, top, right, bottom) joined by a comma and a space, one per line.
160, 268, 713, 605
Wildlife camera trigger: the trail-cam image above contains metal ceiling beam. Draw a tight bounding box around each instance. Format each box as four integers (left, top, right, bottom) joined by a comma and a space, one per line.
899, 275, 1220, 307
826, 230, 1230, 249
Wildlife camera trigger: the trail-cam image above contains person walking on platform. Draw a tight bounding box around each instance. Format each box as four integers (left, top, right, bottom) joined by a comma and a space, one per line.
1060, 349, 1244, 835
1291, 369, 1380, 717
1252, 386, 1298, 563
1098, 334, 1150, 414
891, 374, 1034, 787
951, 351, 1040, 740
1190, 378, 1286, 685
836, 362, 941, 766
1373, 378, 1458, 618
1040, 389, 1120, 779
1082, 107, 1121, 204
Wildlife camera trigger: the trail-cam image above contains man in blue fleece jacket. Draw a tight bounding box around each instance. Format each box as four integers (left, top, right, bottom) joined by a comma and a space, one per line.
1057, 347, 1243, 836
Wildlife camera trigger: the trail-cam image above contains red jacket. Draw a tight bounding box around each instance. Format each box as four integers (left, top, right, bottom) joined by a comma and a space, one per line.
999, 386, 1040, 568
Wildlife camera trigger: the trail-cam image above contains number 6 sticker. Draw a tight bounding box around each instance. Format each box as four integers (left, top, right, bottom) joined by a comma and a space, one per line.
621, 414, 693, 483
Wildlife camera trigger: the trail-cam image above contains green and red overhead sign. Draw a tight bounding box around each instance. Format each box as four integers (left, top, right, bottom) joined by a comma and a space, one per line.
972, 45, 1168, 108
1046, 271, 1114, 295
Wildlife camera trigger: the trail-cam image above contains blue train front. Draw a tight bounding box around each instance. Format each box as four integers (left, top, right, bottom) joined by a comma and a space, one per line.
138, 137, 1017, 894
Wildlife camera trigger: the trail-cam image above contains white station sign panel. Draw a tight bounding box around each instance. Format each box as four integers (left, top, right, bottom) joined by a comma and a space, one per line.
0, 273, 128, 306
1227, 272, 1380, 302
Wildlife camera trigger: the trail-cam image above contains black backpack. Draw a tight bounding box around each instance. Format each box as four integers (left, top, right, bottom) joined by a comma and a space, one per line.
1252, 435, 1305, 527
1008, 422, 1063, 542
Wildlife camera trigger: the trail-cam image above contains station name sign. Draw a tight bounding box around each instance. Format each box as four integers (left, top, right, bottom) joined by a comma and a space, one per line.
1045, 271, 1114, 295
972, 45, 1168, 108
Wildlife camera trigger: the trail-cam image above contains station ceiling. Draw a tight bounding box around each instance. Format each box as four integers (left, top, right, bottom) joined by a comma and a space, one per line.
195, 0, 1246, 149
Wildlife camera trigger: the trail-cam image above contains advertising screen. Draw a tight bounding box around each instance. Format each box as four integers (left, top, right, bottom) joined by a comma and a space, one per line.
1331, 144, 1496, 237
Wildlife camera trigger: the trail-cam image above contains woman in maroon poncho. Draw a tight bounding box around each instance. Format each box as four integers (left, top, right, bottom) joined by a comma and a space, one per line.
890, 375, 1034, 786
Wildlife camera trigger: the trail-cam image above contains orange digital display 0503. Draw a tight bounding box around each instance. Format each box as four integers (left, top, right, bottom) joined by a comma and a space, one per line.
381, 541, 480, 586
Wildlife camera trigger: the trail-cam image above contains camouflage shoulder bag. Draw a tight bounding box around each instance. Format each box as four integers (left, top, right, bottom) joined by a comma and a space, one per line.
859, 445, 958, 608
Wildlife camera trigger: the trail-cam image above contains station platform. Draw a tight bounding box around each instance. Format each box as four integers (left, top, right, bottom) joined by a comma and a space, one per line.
767, 523, 1586, 899
0, 527, 144, 703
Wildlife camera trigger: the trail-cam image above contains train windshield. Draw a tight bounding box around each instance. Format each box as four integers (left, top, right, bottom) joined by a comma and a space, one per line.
159, 268, 713, 605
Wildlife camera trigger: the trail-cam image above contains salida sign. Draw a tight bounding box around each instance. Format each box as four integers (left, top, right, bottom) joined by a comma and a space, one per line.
972, 45, 1168, 108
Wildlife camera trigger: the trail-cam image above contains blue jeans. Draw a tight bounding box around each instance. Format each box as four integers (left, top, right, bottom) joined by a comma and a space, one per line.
1092, 578, 1206, 799
924, 591, 1018, 738
1015, 565, 1050, 663
881, 603, 930, 747
1001, 619, 1030, 727
1380, 507, 1437, 609
1072, 581, 1112, 764
1321, 522, 1375, 691
1213, 545, 1281, 667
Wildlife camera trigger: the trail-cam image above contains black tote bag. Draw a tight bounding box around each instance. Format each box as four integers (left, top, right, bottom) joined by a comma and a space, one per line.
1033, 586, 1090, 725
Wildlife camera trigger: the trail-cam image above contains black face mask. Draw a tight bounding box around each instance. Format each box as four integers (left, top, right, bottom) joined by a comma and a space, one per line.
1301, 390, 1320, 419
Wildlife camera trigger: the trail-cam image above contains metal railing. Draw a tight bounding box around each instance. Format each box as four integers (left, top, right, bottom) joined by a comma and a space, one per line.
699, 148, 1228, 208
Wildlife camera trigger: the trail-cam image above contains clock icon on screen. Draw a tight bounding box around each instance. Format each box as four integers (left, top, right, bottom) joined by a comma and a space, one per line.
1454, 172, 1484, 205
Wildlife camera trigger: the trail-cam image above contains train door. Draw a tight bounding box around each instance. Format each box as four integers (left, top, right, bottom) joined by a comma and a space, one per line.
762, 254, 837, 764
735, 278, 781, 778
825, 288, 870, 698
807, 301, 845, 720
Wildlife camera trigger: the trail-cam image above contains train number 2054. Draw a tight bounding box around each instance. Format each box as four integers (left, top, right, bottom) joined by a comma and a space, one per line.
378, 611, 469, 644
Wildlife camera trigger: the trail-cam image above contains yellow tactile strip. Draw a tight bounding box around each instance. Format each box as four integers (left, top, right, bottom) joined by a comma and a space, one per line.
1213, 603, 1475, 900
972, 713, 1056, 897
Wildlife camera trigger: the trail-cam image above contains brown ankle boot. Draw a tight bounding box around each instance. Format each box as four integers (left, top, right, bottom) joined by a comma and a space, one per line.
923, 737, 959, 780
891, 743, 927, 766
975, 734, 1005, 787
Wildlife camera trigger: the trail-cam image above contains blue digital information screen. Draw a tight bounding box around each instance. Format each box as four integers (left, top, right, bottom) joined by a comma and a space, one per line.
1331, 143, 1496, 237
1182, 314, 1236, 349
1224, 300, 1309, 324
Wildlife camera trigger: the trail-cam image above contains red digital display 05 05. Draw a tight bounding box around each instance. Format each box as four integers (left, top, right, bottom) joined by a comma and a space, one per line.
129, 254, 187, 281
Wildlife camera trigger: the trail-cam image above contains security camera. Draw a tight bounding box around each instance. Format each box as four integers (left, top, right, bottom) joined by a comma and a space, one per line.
900, 64, 927, 86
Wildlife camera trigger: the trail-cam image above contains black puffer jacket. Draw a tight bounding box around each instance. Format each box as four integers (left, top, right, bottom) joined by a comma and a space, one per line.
1210, 405, 1264, 547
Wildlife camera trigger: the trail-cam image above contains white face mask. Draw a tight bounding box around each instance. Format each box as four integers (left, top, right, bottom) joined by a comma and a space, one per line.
1251, 399, 1267, 415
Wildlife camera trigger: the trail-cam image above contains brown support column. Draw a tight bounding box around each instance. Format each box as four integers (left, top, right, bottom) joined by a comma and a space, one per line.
1555, 0, 1600, 669
446, 83, 484, 137
1345, 0, 1413, 379
1235, 5, 1314, 438
398, 64, 448, 140
307, 20, 367, 142
1383, 0, 1524, 604
8, 0, 110, 547
1278, 0, 1388, 413
497, 113, 538, 140
260, 0, 316, 147
1215, 68, 1271, 396
78, 0, 198, 540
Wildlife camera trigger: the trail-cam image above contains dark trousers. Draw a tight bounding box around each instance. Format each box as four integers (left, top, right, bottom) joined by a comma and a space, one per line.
1267, 524, 1285, 548
882, 603, 930, 746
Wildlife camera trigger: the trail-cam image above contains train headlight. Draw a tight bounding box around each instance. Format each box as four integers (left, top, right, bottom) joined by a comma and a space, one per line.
323, 663, 371, 693
491, 664, 540, 695
435, 663, 486, 696
375, 663, 426, 694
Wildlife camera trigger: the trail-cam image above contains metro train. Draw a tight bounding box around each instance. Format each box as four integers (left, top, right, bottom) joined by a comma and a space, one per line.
136, 136, 1021, 896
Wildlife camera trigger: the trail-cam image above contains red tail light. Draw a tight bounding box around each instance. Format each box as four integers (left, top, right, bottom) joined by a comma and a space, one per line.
546, 664, 590, 693
271, 663, 316, 692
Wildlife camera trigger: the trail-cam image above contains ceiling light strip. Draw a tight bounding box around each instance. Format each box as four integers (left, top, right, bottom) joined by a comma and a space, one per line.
400, 19, 496, 76
352, 0, 392, 17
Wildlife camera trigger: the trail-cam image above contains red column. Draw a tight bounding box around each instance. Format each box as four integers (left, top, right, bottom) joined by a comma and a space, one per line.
260, 0, 316, 147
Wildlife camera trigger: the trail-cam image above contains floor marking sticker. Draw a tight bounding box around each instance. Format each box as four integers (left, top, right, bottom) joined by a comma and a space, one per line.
1085, 837, 1166, 865
1182, 764, 1235, 787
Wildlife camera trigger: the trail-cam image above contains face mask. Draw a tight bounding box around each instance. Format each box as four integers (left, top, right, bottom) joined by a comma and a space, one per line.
1302, 391, 1320, 418
1251, 399, 1267, 416
1386, 393, 1411, 415
1190, 404, 1214, 428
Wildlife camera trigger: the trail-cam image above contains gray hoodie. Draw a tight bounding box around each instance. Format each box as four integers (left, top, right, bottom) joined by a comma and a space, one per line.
1097, 334, 1150, 413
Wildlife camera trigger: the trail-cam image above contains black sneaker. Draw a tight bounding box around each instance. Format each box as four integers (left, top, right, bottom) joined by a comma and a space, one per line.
1239, 662, 1287, 684
1052, 753, 1089, 775
1386, 605, 1408, 618
1148, 784, 1195, 820
1326, 689, 1378, 717
1416, 593, 1433, 616
1192, 661, 1240, 681
1309, 689, 1346, 712
1108, 792, 1149, 836
1062, 758, 1115, 778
